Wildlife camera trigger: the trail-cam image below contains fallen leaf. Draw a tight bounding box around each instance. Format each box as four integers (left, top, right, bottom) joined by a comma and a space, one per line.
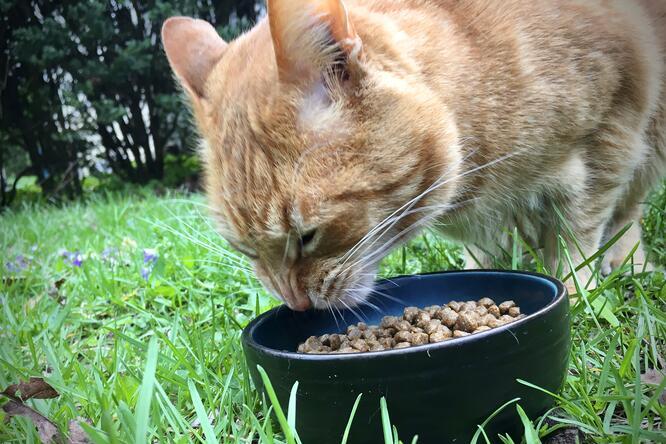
2, 399, 64, 443
67, 418, 91, 444
640, 368, 666, 405
54, 278, 66, 289
2, 377, 59, 401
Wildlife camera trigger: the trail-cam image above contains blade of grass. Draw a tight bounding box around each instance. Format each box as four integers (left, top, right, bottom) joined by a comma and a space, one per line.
256, 365, 296, 444
134, 337, 158, 444
187, 379, 219, 444
340, 394, 363, 444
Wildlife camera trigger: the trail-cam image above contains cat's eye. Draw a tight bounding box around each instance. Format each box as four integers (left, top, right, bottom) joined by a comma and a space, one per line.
299, 229, 317, 248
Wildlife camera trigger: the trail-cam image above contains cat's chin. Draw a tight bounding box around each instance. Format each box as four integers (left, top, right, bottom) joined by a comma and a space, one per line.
310, 272, 377, 311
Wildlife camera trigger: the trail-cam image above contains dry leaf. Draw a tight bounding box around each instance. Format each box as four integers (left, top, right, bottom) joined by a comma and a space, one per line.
67, 418, 91, 444
640, 368, 666, 405
2, 377, 59, 401
2, 399, 64, 443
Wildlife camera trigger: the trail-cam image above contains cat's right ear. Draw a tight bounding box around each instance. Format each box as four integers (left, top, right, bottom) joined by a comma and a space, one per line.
161, 17, 227, 101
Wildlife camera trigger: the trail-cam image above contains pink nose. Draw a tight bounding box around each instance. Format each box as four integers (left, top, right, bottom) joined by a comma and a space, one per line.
279, 280, 311, 311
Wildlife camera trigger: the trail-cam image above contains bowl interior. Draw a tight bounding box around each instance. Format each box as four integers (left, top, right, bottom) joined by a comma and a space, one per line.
249, 270, 561, 353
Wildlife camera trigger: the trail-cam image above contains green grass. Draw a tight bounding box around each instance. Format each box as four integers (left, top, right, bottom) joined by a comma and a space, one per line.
0, 185, 665, 443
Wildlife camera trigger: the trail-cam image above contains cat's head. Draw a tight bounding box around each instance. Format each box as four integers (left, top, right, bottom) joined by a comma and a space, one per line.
162, 0, 461, 310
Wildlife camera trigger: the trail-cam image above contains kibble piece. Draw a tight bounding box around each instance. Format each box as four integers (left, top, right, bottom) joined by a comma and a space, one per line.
396, 320, 412, 331
337, 347, 359, 353
473, 325, 491, 334
488, 305, 501, 318
460, 301, 477, 312
403, 306, 419, 322
508, 306, 521, 317
480, 314, 496, 326
500, 315, 516, 325
411, 332, 429, 345
448, 301, 463, 312
357, 322, 367, 331
424, 319, 442, 334
369, 342, 385, 352
415, 311, 432, 328
453, 330, 471, 338
350, 339, 369, 352
425, 305, 441, 316
499, 300, 516, 314
378, 337, 395, 348
435, 307, 459, 328
297, 343, 306, 353
474, 305, 488, 316
394, 330, 413, 343
347, 328, 362, 340
328, 334, 342, 350
487, 317, 506, 328
380, 316, 400, 329
477, 297, 495, 308
455, 311, 480, 333
410, 326, 425, 334
362, 329, 377, 340
429, 330, 451, 343
304, 336, 322, 349
394, 342, 411, 349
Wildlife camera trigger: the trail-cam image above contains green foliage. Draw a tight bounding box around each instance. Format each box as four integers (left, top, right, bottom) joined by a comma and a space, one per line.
1, 1, 261, 207
0, 191, 664, 442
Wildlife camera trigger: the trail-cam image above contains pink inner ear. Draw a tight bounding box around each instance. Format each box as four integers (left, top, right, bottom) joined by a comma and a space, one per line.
161, 17, 227, 98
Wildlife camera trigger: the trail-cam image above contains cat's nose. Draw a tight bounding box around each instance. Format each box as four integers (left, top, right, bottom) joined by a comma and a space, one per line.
279, 276, 311, 311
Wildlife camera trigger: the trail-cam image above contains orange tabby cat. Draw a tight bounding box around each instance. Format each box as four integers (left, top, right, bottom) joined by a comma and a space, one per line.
162, 0, 665, 310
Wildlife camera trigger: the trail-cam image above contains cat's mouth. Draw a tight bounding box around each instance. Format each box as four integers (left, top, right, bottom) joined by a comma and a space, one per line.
309, 265, 378, 312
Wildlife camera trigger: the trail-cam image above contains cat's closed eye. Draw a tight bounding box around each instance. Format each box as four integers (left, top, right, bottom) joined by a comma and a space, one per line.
299, 229, 317, 253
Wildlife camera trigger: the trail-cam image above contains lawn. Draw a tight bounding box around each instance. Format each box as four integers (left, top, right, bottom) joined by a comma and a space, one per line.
1, 185, 665, 443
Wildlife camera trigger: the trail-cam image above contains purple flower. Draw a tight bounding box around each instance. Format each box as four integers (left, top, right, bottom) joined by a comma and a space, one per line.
143, 248, 158, 264
5, 255, 29, 273
60, 250, 83, 267
140, 267, 151, 281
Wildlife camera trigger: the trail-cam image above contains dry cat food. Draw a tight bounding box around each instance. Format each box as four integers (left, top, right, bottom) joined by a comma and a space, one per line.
297, 298, 525, 354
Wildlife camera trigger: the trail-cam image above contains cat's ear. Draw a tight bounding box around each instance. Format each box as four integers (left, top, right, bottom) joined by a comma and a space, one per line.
268, 0, 364, 83
161, 17, 227, 100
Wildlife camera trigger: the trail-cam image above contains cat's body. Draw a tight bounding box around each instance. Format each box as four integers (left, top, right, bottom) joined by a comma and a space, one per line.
162, 0, 666, 310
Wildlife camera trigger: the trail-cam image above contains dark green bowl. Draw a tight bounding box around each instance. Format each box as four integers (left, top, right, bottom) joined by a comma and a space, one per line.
242, 270, 570, 443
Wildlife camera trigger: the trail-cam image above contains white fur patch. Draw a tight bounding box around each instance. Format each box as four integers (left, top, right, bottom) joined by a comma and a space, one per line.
297, 80, 348, 138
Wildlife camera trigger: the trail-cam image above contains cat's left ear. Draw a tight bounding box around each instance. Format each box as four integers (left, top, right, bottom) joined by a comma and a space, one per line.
268, 0, 364, 84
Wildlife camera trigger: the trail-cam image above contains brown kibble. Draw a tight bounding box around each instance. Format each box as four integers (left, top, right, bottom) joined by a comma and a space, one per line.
369, 342, 385, 352
298, 299, 522, 353
429, 330, 451, 343
415, 311, 432, 328
347, 328, 362, 340
396, 320, 412, 331
487, 318, 506, 328
474, 305, 488, 316
424, 319, 442, 334
328, 334, 342, 350
394, 330, 413, 343
378, 337, 395, 348
337, 347, 359, 353
380, 316, 400, 328
455, 311, 480, 333
403, 306, 419, 322
473, 325, 492, 334
304, 336, 321, 349
448, 301, 463, 312
350, 339, 369, 352
499, 300, 516, 314
411, 332, 429, 345
508, 306, 521, 317
435, 307, 459, 328
480, 314, 496, 326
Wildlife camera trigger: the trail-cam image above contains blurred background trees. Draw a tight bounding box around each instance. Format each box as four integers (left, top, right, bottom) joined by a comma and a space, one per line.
1, 0, 261, 207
